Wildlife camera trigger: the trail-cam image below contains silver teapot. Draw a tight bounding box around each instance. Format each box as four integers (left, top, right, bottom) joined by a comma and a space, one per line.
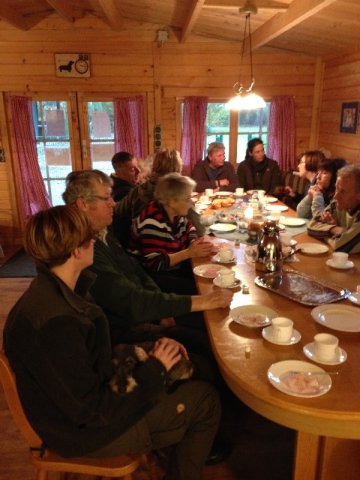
255, 221, 283, 273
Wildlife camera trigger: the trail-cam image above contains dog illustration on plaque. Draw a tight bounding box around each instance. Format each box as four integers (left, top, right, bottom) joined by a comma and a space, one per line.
109, 342, 194, 395
59, 60, 74, 73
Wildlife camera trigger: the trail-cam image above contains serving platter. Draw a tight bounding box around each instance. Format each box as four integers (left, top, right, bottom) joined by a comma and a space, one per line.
255, 270, 350, 306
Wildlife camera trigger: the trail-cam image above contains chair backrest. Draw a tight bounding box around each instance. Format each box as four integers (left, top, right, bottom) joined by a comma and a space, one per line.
0, 351, 43, 448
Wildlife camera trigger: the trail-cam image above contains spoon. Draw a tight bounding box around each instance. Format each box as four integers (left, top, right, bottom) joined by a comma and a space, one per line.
285, 370, 339, 376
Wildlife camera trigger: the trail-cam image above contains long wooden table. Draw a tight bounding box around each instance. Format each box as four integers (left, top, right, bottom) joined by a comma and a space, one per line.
193, 206, 360, 480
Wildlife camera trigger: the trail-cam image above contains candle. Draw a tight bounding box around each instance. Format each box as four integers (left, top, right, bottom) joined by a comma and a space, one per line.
244, 206, 254, 221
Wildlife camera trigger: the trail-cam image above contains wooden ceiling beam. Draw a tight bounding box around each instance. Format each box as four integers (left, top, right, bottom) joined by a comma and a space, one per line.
181, 0, 206, 43
96, 0, 124, 30
245, 0, 337, 53
45, 0, 83, 22
204, 0, 289, 9
0, 4, 30, 30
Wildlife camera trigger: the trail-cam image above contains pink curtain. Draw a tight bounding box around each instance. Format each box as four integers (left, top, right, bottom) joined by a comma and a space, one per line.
9, 96, 51, 223
267, 96, 296, 171
114, 96, 146, 158
180, 96, 208, 176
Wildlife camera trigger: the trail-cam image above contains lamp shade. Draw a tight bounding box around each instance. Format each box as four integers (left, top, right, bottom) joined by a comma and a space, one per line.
226, 92, 266, 111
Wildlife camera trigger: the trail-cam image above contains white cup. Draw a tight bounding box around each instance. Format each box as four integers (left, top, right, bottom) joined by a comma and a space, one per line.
236, 187, 244, 196
280, 232, 293, 247
258, 191, 265, 200
219, 247, 234, 262
217, 270, 236, 287
314, 333, 339, 361
199, 195, 209, 204
270, 211, 281, 221
205, 188, 213, 196
332, 252, 348, 267
271, 317, 293, 343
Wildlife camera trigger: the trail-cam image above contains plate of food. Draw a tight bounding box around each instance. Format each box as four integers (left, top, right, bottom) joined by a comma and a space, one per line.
229, 305, 277, 328
193, 264, 227, 279
267, 360, 332, 398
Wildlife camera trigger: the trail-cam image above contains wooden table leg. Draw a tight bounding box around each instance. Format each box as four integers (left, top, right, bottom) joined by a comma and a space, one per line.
293, 431, 321, 480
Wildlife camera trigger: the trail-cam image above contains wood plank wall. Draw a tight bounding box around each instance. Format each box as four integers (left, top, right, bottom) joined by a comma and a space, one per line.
319, 50, 360, 163
0, 14, 319, 241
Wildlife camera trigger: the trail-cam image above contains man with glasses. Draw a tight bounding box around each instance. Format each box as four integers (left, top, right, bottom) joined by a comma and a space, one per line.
307, 164, 360, 253
62, 170, 233, 347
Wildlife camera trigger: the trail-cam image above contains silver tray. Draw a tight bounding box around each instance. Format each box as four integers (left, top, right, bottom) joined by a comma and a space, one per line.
254, 270, 350, 306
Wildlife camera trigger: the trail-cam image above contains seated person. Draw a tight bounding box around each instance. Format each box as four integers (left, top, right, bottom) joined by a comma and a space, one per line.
111, 151, 139, 201
62, 169, 233, 346
114, 148, 205, 247
3, 205, 220, 480
192, 142, 239, 192
237, 138, 282, 195
280, 150, 324, 211
297, 157, 347, 219
128, 173, 213, 294
307, 164, 360, 253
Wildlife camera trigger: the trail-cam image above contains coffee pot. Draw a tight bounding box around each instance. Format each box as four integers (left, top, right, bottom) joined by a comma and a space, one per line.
255, 221, 283, 273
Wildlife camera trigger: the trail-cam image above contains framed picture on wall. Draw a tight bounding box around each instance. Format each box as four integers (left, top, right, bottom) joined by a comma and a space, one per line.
340, 102, 358, 133
55, 53, 90, 78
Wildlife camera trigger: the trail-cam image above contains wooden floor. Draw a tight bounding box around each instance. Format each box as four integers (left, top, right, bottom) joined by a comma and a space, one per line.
0, 270, 295, 480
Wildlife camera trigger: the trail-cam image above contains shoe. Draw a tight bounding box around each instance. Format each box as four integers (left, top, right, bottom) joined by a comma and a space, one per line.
205, 439, 232, 465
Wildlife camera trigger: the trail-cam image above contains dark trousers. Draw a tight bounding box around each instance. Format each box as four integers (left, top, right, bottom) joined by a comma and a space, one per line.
88, 380, 221, 480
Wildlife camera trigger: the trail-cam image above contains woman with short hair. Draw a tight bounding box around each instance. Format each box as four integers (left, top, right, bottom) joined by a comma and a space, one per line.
129, 172, 213, 294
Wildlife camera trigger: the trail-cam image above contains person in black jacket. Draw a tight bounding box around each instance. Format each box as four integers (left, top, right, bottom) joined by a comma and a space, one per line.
3, 205, 221, 480
237, 138, 283, 195
111, 151, 139, 201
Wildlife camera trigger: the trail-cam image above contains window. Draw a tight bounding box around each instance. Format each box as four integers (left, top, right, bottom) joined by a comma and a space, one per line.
32, 101, 72, 206
203, 102, 270, 163
87, 101, 114, 175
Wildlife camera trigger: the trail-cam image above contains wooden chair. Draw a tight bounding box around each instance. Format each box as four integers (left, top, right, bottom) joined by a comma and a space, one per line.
0, 351, 145, 480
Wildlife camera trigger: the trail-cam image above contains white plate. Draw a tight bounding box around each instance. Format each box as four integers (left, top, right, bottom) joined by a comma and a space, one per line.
311, 304, 360, 332
267, 360, 332, 398
297, 242, 329, 255
196, 199, 211, 205
213, 276, 241, 289
326, 259, 354, 270
303, 342, 347, 366
193, 264, 227, 279
209, 223, 237, 233
280, 217, 307, 227
265, 196, 278, 203
348, 292, 360, 306
212, 253, 236, 264
215, 191, 233, 196
230, 305, 277, 328
247, 189, 266, 195
262, 326, 301, 345
265, 204, 288, 212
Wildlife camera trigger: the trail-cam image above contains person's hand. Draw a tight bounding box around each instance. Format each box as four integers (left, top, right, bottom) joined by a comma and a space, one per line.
308, 185, 321, 198
320, 211, 336, 225
283, 185, 295, 197
188, 238, 213, 258
203, 289, 233, 309
159, 317, 176, 327
150, 337, 189, 371
219, 179, 230, 187
330, 226, 344, 236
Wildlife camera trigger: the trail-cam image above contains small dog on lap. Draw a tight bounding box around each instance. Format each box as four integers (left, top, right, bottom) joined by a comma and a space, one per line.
110, 342, 194, 395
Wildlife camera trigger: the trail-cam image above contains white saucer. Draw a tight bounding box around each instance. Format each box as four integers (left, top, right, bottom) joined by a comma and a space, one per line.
213, 276, 241, 289
303, 342, 347, 365
212, 253, 236, 264
262, 326, 301, 345
326, 259, 354, 270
